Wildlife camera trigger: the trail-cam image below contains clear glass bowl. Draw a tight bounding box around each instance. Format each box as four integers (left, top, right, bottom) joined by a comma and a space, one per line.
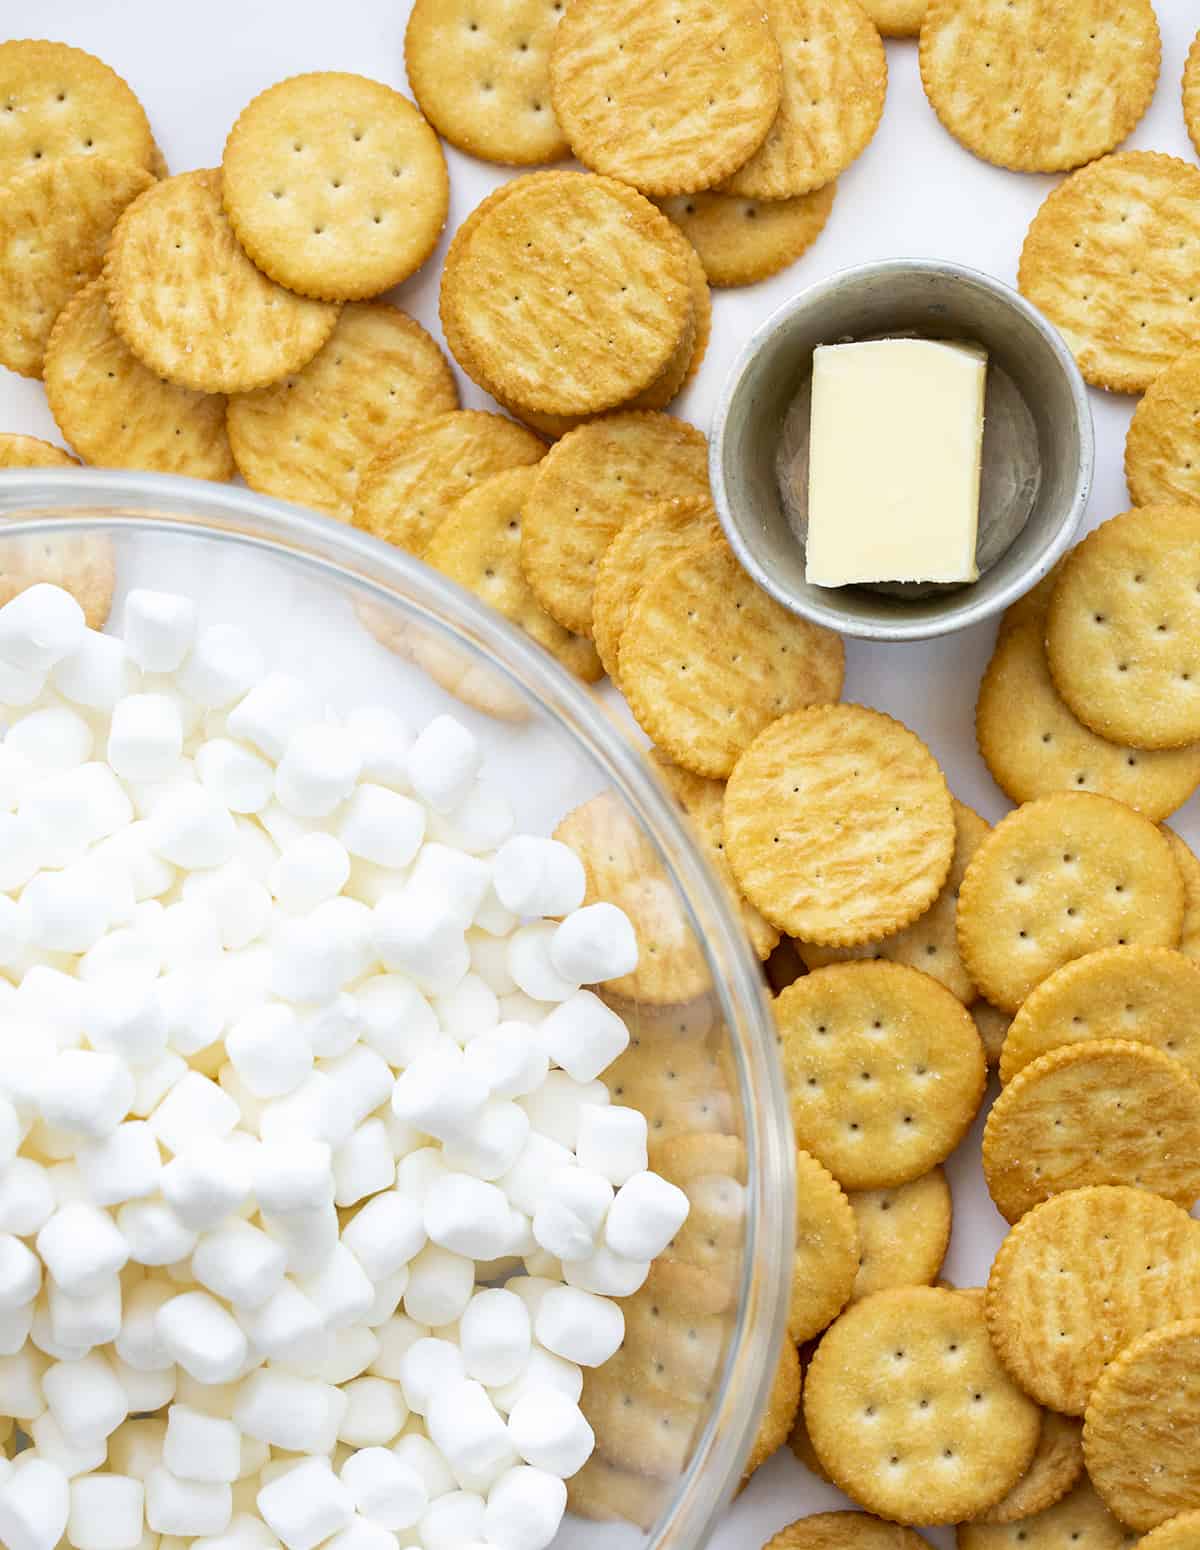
0, 470, 793, 1550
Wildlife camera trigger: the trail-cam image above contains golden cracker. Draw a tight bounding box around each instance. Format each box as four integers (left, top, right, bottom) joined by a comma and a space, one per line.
405, 0, 570, 167
797, 798, 988, 1004
767, 1515, 932, 1550
566, 1453, 665, 1531
0, 522, 112, 629
648, 749, 779, 961
957, 1478, 1138, 1550
919, 0, 1159, 174
441, 173, 691, 417
976, 619, 1200, 821
0, 40, 155, 180
104, 169, 339, 394
955, 792, 1184, 1014
999, 562, 1063, 639
655, 184, 836, 289
222, 72, 447, 301
641, 1133, 744, 1316
848, 1168, 952, 1304
974, 1001, 1011, 1068
352, 410, 544, 558
1018, 153, 1200, 394
861, 0, 926, 36
425, 465, 602, 684
358, 605, 530, 724
999, 946, 1200, 1087
1125, 345, 1200, 509
805, 1286, 1041, 1525
777, 961, 985, 1190
520, 412, 708, 636
790, 1147, 860, 1343
621, 539, 845, 780
724, 705, 955, 947
722, 0, 886, 199
603, 1019, 734, 1147
1084, 1319, 1200, 1533
578, 1348, 702, 1479
743, 1339, 803, 1481
44, 278, 234, 481
1046, 505, 1200, 751
0, 434, 77, 468
1185, 30, 1200, 159
974, 1413, 1085, 1526
0, 154, 153, 378
1162, 828, 1200, 961
1135, 1511, 1200, 1550
982, 1039, 1200, 1223
226, 302, 457, 521
618, 1287, 726, 1406
986, 1186, 1200, 1416
548, 0, 782, 197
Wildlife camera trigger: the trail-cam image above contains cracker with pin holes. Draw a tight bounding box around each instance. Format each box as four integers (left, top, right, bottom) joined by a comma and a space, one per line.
777, 962, 986, 1190
862, 0, 926, 36
973, 1412, 1085, 1526
0, 433, 77, 468
999, 562, 1063, 639
621, 540, 845, 780
768, 1515, 933, 1550
441, 173, 692, 417
1162, 828, 1200, 960
919, 0, 1159, 174
721, 0, 886, 200
548, 0, 782, 197
999, 946, 1200, 1087
1138, 1512, 1200, 1550
655, 184, 836, 289
520, 413, 709, 637
601, 1014, 734, 1148
985, 1186, 1200, 1416
976, 619, 1200, 821
0, 519, 113, 628
725, 705, 954, 947
44, 278, 234, 481
1083, 1318, 1200, 1532
957, 1477, 1139, 1550
1185, 31, 1200, 159
789, 1147, 860, 1343
104, 169, 339, 394
804, 1285, 1041, 1524
405, 0, 570, 167
982, 1040, 1200, 1223
743, 1339, 803, 1480
1045, 505, 1200, 751
425, 466, 602, 684
1018, 153, 1200, 394
955, 792, 1184, 1014
1125, 346, 1200, 509
618, 1286, 727, 1407
848, 1168, 952, 1304
222, 72, 447, 302
359, 605, 530, 723
0, 154, 153, 378
0, 40, 155, 180
798, 798, 988, 1004
352, 410, 544, 558
593, 497, 719, 682
579, 1348, 703, 1480
227, 303, 457, 521
641, 1133, 745, 1316
566, 1453, 665, 1531
648, 750, 779, 960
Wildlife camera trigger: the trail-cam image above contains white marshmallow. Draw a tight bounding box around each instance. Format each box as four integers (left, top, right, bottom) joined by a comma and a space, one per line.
260, 1198, 344, 1282
366, 1313, 427, 1380
333, 1119, 395, 1207
339, 1447, 426, 1530
397, 1336, 465, 1417
234, 1370, 347, 1454
269, 833, 350, 915
441, 1100, 529, 1182
0, 744, 36, 811
226, 1005, 312, 1101
324, 1517, 398, 1550
491, 838, 586, 920
108, 695, 185, 784
116, 1200, 197, 1268
392, 1434, 455, 1502
163, 1404, 242, 1484
124, 591, 197, 673
402, 1245, 474, 1329
606, 1170, 690, 1260
429, 781, 513, 857
408, 845, 492, 932
269, 911, 357, 1006
0, 1456, 70, 1550
48, 1273, 120, 1348
195, 739, 275, 815
407, 717, 480, 815
0, 1299, 33, 1356
149, 1071, 239, 1154
337, 1375, 408, 1447
259, 1074, 352, 1152
156, 902, 221, 976
114, 1279, 176, 1372
418, 1491, 484, 1550
24, 864, 113, 955
107, 1416, 166, 1479
550, 903, 638, 985
426, 1378, 518, 1493
300, 993, 359, 1059
424, 1173, 514, 1261
535, 1286, 624, 1367
68, 1474, 145, 1550
531, 1169, 613, 1264
274, 727, 360, 819
0, 812, 41, 890
361, 1267, 412, 1329
391, 1049, 486, 1144
85, 979, 169, 1067
355, 975, 439, 1069
490, 1346, 582, 1415
520, 1072, 608, 1151
127, 758, 198, 822
576, 1102, 647, 1186
432, 973, 498, 1043
145, 1468, 232, 1537
395, 1148, 448, 1206
498, 1135, 573, 1217
467, 931, 517, 997
237, 1277, 323, 1363
77, 1123, 162, 1208
252, 1138, 333, 1217
321, 1046, 394, 1135
563, 1242, 650, 1296
55, 630, 139, 711
181, 862, 271, 950
160, 1139, 251, 1231
193, 1220, 287, 1309
227, 675, 319, 763
0, 893, 31, 973
0, 656, 46, 708
6, 705, 92, 770
37, 1203, 129, 1295
92, 822, 175, 904
540, 991, 629, 1083
309, 1323, 378, 1386
340, 1191, 426, 1283
345, 707, 411, 789
29, 1409, 107, 1477
472, 886, 518, 940
0, 1342, 48, 1417
297, 1243, 373, 1331
336, 785, 424, 870
0, 1232, 40, 1308
507, 925, 578, 1004
148, 787, 236, 871
256, 1458, 351, 1550
155, 1292, 248, 1384
462, 1024, 548, 1100
459, 1289, 530, 1388
0, 585, 85, 672
507, 1391, 594, 1479
372, 891, 468, 997
178, 626, 265, 711
130, 1054, 187, 1123
43, 1350, 128, 1443
108, 1352, 176, 1413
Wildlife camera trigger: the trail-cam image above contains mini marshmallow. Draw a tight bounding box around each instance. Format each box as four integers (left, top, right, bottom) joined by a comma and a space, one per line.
324, 1517, 399, 1550
227, 675, 319, 763
320, 1045, 394, 1132
0, 1233, 40, 1308
181, 862, 271, 950
535, 1286, 624, 1368
163, 1404, 242, 1484
339, 1447, 426, 1530
155, 1292, 248, 1384
148, 787, 236, 871
76, 1123, 162, 1208
160, 1140, 251, 1231
258, 1074, 353, 1152
507, 1391, 594, 1480
108, 1353, 176, 1413
397, 1336, 465, 1418
336, 1375, 408, 1447
506, 925, 578, 1004
459, 1289, 530, 1388
108, 695, 185, 785
157, 900, 222, 973
115, 1199, 197, 1268
55, 630, 139, 711
424, 1174, 514, 1261
0, 813, 41, 891
47, 1274, 120, 1348
178, 626, 264, 710
261, 1199, 343, 1284
297, 1243, 373, 1331
418, 1491, 484, 1550
269, 833, 350, 915
441, 1100, 529, 1182
0, 656, 47, 708
540, 991, 629, 1084
333, 1119, 395, 1208
106, 1416, 166, 1480
145, 1467, 232, 1537
85, 979, 169, 1067
67, 1473, 145, 1550
24, 865, 113, 955
467, 931, 517, 997
340, 1191, 426, 1283
392, 1434, 455, 1502
407, 717, 480, 815
395, 1148, 448, 1206
462, 1024, 548, 1100
0, 585, 85, 672
429, 780, 513, 857
491, 838, 586, 920
0, 1456, 70, 1550
43, 1350, 128, 1444
269, 911, 358, 1007
372, 892, 468, 997
605, 1170, 690, 1261
426, 1378, 518, 1494
124, 591, 197, 673
310, 1323, 379, 1386
531, 1169, 613, 1264
550, 903, 638, 986
195, 739, 275, 815
252, 1138, 333, 1216
256, 1458, 351, 1550
130, 1054, 187, 1123
37, 1203, 129, 1295
149, 1072, 239, 1155
234, 1370, 347, 1454
274, 727, 361, 819
475, 888, 519, 940
355, 976, 439, 1069
6, 705, 92, 770
574, 1103, 647, 1186
361, 1267, 411, 1328
0, 1300, 33, 1356
402, 1244, 475, 1329
301, 993, 359, 1060
562, 1242, 650, 1297
114, 1279, 176, 1372
498, 1135, 574, 1217
366, 1313, 427, 1381
345, 706, 412, 789
485, 1466, 567, 1550
432, 972, 499, 1043
192, 1220, 287, 1309
0, 744, 36, 808
226, 1005, 312, 1101
0, 1342, 48, 1417
336, 785, 424, 870
23, 766, 131, 864
407, 846, 492, 933
490, 1346, 583, 1415
237, 1277, 323, 1363
29, 1409, 107, 1477
93, 821, 175, 904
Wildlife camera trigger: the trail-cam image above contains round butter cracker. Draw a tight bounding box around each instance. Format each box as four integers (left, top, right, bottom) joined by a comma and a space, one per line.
957, 1478, 1138, 1550
655, 184, 835, 289
0, 40, 155, 181
789, 1146, 860, 1344
974, 1412, 1085, 1526
767, 1514, 933, 1550
1162, 827, 1200, 961
1135, 1510, 1200, 1550
1185, 30, 1200, 160
1125, 345, 1200, 510
0, 433, 77, 468
848, 1168, 952, 1304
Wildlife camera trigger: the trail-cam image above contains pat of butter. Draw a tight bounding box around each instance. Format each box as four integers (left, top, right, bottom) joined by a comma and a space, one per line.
804, 338, 987, 587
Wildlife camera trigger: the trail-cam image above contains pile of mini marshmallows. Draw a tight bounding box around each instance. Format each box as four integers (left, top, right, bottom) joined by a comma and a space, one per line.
0, 584, 691, 1550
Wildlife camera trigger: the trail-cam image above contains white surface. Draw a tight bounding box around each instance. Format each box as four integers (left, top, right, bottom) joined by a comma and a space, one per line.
1, 2, 1199, 1544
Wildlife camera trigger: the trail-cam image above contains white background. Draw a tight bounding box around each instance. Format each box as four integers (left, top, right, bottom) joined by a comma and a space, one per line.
1, 2, 1199, 1544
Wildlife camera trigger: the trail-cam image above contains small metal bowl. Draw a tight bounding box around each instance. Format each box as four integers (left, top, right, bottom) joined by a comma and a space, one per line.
709, 259, 1095, 642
